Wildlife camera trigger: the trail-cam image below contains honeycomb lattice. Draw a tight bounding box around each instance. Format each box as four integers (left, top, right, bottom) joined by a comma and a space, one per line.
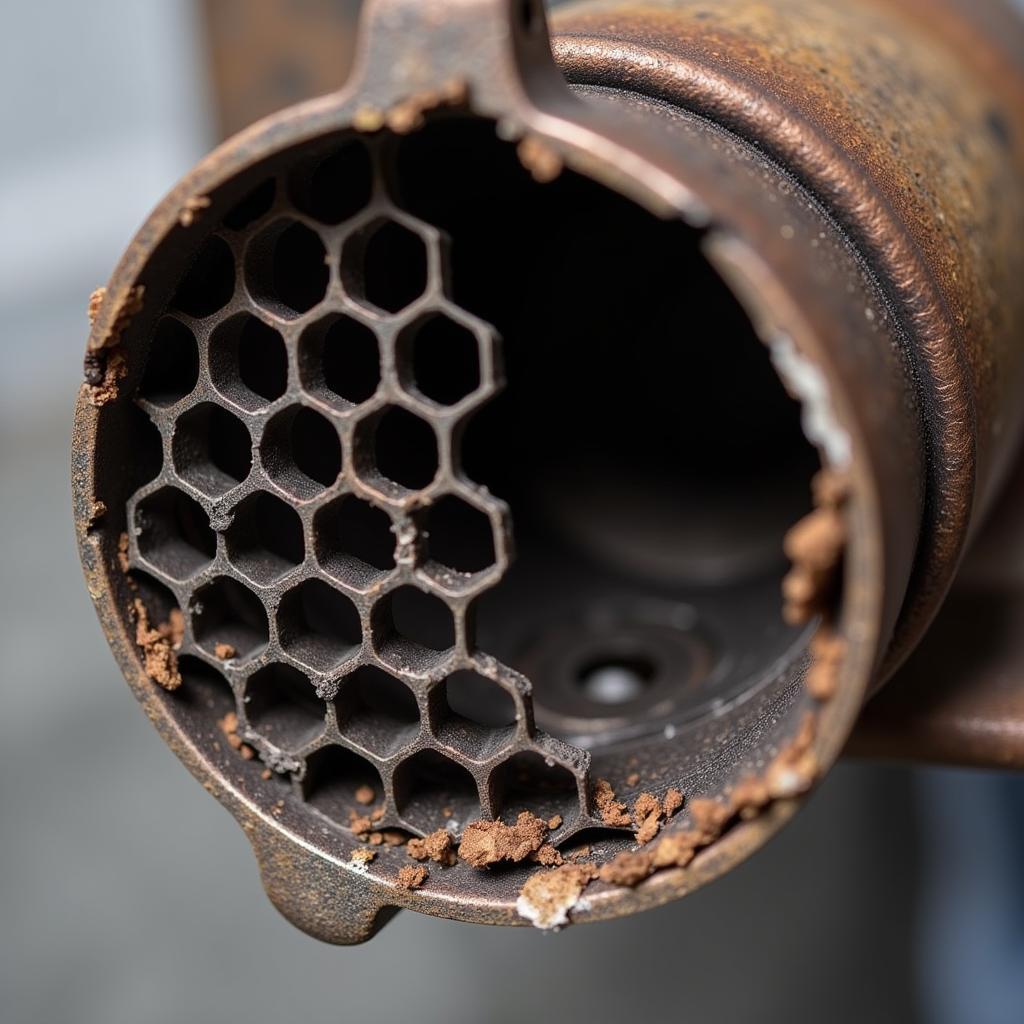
124, 133, 594, 841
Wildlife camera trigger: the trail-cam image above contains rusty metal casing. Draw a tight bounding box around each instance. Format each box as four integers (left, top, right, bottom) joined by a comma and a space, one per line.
73, 0, 1024, 940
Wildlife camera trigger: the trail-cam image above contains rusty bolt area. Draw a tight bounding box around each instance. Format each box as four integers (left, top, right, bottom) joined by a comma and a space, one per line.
72, 0, 1024, 941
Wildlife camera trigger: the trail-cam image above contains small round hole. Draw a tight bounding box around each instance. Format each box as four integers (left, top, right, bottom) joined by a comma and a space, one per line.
576, 656, 655, 705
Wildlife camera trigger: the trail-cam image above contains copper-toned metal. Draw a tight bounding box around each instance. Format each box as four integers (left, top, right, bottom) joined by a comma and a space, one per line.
74, 0, 1024, 942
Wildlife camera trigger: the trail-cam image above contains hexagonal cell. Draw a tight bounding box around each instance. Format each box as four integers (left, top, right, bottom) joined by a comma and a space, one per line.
124, 404, 165, 491
298, 314, 380, 409
261, 405, 341, 501
489, 752, 580, 825
373, 586, 455, 670
138, 316, 199, 407
277, 579, 361, 671
135, 486, 216, 580
223, 178, 276, 231
422, 495, 497, 576
335, 665, 420, 758
430, 671, 517, 762
245, 218, 328, 318
314, 495, 394, 589
288, 139, 372, 225
209, 313, 288, 411
341, 218, 428, 313
303, 744, 385, 825
245, 663, 325, 749
225, 491, 304, 584
355, 406, 438, 493
172, 654, 235, 719
172, 402, 252, 498
398, 313, 480, 406
191, 576, 269, 661
394, 749, 479, 833
172, 234, 235, 318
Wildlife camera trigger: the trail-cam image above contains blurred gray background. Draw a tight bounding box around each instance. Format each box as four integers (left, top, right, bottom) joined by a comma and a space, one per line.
0, 3, 1020, 1022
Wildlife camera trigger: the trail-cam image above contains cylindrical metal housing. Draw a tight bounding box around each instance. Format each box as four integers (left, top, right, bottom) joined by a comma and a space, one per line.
72, 0, 1024, 940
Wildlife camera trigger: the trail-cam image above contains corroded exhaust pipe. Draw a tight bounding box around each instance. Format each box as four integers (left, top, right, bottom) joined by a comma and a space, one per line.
73, 0, 1024, 940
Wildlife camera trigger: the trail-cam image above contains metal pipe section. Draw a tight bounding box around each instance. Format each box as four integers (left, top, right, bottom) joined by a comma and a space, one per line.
72, 0, 1024, 941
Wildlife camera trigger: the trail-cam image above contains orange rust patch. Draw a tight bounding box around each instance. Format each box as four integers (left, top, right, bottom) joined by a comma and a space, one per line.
217, 710, 255, 760
533, 844, 564, 867
516, 864, 598, 930
407, 829, 457, 866
663, 788, 684, 818
599, 851, 653, 887
593, 778, 631, 827
133, 597, 184, 691
458, 812, 548, 868
213, 642, 236, 660
517, 134, 563, 183
397, 864, 428, 890
178, 194, 210, 227
632, 791, 664, 845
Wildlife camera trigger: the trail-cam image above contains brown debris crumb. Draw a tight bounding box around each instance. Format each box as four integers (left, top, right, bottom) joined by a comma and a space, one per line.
350, 847, 376, 866
663, 788, 684, 818
85, 285, 145, 406
217, 710, 255, 760
458, 812, 549, 868
380, 830, 409, 847
178, 194, 210, 227
260, 768, 273, 781
517, 134, 563, 183
689, 798, 732, 843
397, 865, 428, 890
533, 844, 564, 867
650, 832, 699, 870
782, 469, 850, 627
117, 532, 131, 573
367, 832, 384, 846
599, 851, 653, 887
407, 829, 457, 867
354, 784, 375, 806
213, 642, 236, 660
567, 845, 591, 862
441, 806, 453, 819
626, 772, 641, 787
517, 864, 598, 930
593, 778, 631, 827
547, 815, 562, 830
632, 791, 664, 846
133, 597, 183, 690
86, 350, 127, 407
369, 805, 386, 823
766, 712, 819, 799
729, 776, 770, 820
348, 810, 373, 836
384, 79, 468, 134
